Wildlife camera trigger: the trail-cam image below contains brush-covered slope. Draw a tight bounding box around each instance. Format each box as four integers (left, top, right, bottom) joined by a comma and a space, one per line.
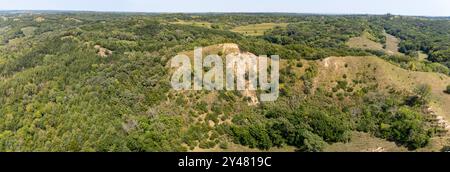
0, 13, 449, 152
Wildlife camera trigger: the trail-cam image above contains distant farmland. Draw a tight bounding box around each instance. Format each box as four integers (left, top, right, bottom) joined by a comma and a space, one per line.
231, 23, 288, 36
169, 20, 212, 28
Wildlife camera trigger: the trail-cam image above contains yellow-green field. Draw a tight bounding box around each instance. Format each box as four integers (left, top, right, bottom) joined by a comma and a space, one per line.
346, 31, 384, 51
231, 23, 289, 36
325, 132, 408, 152
384, 32, 402, 55
347, 31, 405, 56
21, 27, 37, 36
418, 51, 429, 61
169, 20, 212, 28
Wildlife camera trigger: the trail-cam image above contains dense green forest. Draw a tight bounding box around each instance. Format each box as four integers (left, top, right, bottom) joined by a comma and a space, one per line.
0, 12, 449, 151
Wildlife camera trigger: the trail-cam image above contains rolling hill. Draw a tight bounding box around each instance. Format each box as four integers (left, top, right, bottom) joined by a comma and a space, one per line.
0, 12, 449, 152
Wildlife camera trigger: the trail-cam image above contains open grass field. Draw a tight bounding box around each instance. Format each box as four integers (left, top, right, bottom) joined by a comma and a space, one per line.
384, 32, 402, 55
20, 27, 36, 36
177, 43, 240, 59
346, 32, 384, 51
346, 31, 385, 51
169, 20, 213, 28
230, 23, 289, 36
347, 31, 405, 56
324, 132, 408, 152
418, 51, 429, 61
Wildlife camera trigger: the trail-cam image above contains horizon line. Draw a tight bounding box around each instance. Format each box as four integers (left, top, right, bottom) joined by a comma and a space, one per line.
1, 9, 449, 17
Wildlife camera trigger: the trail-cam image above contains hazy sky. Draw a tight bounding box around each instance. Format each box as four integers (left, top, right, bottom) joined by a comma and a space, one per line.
0, 0, 449, 16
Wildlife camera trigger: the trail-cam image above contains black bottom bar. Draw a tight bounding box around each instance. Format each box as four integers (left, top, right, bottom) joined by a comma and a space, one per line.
1, 152, 448, 171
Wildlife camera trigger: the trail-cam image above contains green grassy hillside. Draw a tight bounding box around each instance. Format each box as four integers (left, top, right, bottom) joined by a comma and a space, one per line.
0, 13, 449, 152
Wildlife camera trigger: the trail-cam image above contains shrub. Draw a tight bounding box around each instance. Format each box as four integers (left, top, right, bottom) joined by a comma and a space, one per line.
195, 101, 209, 113
413, 84, 432, 105
299, 130, 327, 152
336, 80, 348, 90
206, 113, 219, 123
388, 107, 430, 149
219, 142, 228, 149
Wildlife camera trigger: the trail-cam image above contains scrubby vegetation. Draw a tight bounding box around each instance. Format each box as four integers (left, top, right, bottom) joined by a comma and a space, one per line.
0, 12, 448, 152
381, 15, 450, 72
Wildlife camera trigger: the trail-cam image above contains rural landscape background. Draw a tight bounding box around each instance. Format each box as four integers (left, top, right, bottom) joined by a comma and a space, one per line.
0, 0, 449, 152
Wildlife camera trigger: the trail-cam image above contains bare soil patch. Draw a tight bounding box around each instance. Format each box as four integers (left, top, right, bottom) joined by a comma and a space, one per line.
94, 45, 112, 57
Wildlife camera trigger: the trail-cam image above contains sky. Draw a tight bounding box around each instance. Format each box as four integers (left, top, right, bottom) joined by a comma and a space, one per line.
0, 0, 449, 16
